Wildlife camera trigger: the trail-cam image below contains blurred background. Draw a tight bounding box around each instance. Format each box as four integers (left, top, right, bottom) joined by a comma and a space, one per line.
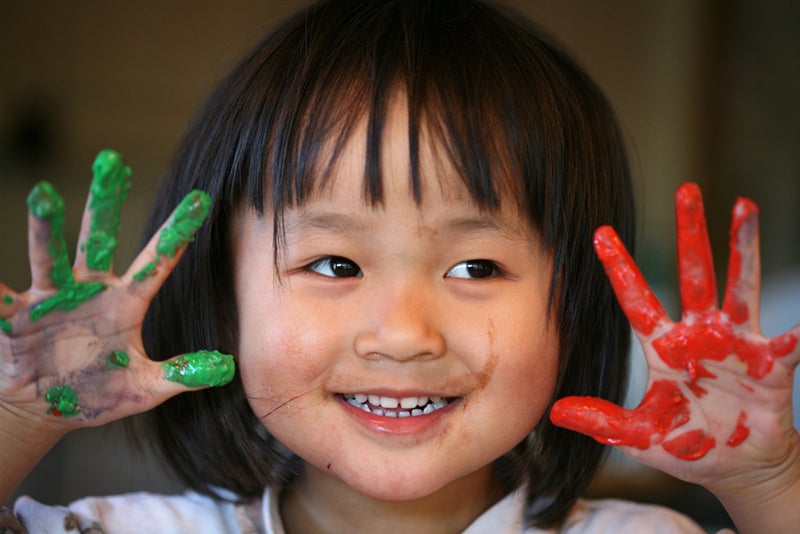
2, 1, 798, 531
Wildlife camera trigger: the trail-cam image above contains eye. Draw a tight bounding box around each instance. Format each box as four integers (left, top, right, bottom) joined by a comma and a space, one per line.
306, 256, 362, 278
446, 259, 500, 279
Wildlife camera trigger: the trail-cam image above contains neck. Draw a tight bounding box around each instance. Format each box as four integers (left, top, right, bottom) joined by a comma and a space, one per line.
280, 464, 506, 534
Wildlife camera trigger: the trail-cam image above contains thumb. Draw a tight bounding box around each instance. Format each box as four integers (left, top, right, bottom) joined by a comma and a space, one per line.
159, 350, 236, 390
550, 380, 690, 450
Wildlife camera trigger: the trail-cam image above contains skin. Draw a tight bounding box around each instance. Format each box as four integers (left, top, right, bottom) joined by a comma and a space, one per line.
0, 151, 231, 504
550, 183, 800, 531
0, 147, 795, 532
232, 100, 559, 532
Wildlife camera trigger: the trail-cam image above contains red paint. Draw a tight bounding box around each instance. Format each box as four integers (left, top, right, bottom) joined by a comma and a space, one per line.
593, 226, 666, 336
675, 183, 718, 314
684, 380, 708, 398
726, 411, 750, 447
653, 311, 791, 380
550, 379, 689, 450
661, 429, 716, 460
721, 198, 758, 324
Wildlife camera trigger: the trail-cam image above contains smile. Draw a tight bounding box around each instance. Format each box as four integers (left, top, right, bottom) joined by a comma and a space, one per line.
341, 393, 452, 417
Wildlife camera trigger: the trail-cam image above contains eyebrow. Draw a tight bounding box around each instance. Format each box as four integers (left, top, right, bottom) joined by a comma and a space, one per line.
283, 209, 531, 243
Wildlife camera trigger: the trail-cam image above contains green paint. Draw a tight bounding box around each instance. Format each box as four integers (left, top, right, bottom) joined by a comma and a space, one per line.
106, 350, 130, 369
133, 261, 157, 281
30, 281, 107, 322
162, 350, 235, 388
156, 190, 211, 258
0, 318, 10, 334
3, 294, 13, 305
86, 149, 132, 270
45, 384, 80, 417
27, 182, 73, 287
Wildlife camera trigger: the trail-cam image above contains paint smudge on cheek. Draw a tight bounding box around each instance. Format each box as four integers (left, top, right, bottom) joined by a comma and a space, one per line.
45, 384, 80, 418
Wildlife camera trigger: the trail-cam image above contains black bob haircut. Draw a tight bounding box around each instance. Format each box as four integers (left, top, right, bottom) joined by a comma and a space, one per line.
140, 0, 634, 528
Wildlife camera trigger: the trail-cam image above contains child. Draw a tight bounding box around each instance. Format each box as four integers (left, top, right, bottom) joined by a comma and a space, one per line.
1, 0, 798, 532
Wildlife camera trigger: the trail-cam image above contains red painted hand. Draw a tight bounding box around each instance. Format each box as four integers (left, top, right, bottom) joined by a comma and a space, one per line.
551, 183, 800, 487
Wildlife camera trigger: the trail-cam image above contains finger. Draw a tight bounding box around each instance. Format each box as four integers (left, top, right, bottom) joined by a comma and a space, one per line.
721, 197, 760, 328
159, 349, 236, 389
74, 149, 132, 274
675, 183, 718, 315
550, 380, 690, 450
27, 182, 73, 290
0, 283, 23, 335
770, 323, 800, 370
594, 225, 668, 336
122, 190, 211, 298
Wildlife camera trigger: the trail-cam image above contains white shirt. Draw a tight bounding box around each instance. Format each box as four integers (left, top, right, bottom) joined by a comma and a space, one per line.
13, 485, 713, 533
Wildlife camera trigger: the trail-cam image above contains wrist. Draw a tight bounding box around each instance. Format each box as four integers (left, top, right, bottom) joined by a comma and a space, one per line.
709, 430, 800, 534
0, 400, 68, 504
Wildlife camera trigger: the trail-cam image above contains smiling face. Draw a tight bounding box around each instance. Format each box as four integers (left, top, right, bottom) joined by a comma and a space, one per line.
231, 99, 559, 510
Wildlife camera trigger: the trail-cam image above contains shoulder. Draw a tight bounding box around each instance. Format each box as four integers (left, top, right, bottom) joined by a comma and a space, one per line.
13, 491, 245, 533
557, 498, 708, 533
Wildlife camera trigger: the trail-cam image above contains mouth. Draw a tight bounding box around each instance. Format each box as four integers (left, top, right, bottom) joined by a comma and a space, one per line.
340, 393, 454, 418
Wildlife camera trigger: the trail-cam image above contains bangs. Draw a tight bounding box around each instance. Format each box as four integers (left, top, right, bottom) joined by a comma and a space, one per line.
240, 0, 562, 230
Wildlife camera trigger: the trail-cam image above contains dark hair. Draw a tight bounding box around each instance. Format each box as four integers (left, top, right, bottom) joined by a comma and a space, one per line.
139, 0, 633, 528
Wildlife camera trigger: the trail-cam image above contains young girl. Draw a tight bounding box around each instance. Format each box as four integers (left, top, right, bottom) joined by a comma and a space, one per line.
1, 0, 798, 532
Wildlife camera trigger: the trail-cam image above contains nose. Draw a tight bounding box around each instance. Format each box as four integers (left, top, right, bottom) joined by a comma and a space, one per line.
353, 281, 446, 362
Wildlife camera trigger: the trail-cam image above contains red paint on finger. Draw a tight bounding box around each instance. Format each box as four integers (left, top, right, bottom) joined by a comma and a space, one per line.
676, 183, 718, 314
550, 379, 690, 449
661, 429, 716, 460
653, 311, 788, 380
722, 198, 759, 324
594, 226, 667, 336
726, 411, 750, 447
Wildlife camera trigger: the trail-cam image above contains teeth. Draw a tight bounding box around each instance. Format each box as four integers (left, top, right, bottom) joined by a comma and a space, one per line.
342, 394, 452, 417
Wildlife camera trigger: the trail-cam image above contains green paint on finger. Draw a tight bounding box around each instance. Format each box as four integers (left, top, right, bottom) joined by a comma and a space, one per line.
162, 350, 235, 388
86, 149, 132, 271
156, 190, 211, 258
0, 318, 10, 334
45, 384, 80, 417
106, 350, 130, 369
133, 261, 157, 281
30, 281, 107, 321
27, 181, 73, 287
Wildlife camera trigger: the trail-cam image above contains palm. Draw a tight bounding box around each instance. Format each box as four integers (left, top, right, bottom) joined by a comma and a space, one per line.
551, 183, 800, 487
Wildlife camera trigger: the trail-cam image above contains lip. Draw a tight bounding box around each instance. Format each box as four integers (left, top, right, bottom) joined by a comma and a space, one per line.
337, 393, 459, 437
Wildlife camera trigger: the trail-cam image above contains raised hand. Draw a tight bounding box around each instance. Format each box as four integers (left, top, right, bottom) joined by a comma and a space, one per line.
550, 183, 800, 491
0, 150, 234, 436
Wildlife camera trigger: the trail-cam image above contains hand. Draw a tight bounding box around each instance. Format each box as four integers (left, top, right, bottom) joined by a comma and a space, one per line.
550, 182, 800, 493
0, 150, 234, 436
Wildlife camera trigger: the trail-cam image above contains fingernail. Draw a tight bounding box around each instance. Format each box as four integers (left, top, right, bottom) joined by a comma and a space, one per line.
162, 349, 235, 388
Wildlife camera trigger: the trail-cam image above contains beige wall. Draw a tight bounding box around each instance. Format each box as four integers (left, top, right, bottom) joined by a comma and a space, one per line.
3, 1, 798, 530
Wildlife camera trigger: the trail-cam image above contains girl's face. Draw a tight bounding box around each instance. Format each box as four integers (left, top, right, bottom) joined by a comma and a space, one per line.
232, 102, 559, 505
